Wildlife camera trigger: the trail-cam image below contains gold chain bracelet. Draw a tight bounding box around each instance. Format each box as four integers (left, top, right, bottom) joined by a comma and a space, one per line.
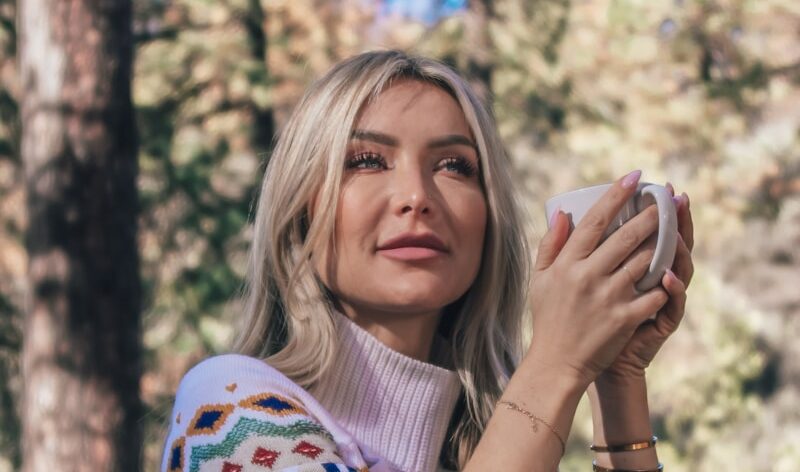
496, 400, 566, 457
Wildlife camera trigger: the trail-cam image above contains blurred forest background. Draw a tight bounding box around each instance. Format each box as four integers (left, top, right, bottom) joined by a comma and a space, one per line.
1, 0, 800, 470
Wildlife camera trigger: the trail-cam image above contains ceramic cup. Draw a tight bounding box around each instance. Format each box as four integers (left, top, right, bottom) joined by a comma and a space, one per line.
545, 182, 678, 291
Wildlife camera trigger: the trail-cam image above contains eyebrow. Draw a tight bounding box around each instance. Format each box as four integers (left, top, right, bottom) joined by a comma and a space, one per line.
350, 129, 478, 150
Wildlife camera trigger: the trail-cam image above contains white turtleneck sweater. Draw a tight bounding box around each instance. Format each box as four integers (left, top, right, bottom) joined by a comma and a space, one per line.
161, 313, 462, 472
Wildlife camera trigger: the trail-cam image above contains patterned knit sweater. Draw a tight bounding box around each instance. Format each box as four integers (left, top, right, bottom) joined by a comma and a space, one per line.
161, 313, 463, 472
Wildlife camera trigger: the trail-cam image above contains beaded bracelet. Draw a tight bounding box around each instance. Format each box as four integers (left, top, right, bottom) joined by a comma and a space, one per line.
590, 436, 658, 453
592, 460, 663, 472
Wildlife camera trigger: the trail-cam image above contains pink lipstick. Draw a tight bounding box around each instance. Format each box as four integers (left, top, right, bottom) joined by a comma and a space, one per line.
377, 233, 448, 261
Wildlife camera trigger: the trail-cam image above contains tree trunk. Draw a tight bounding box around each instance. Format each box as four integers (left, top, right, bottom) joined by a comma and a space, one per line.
244, 0, 276, 160
18, 0, 142, 470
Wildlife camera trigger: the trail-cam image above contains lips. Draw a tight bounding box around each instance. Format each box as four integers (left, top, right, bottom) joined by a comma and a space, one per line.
378, 233, 448, 251
377, 233, 448, 261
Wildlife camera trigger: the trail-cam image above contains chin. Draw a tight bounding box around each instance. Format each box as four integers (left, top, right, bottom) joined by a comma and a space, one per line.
379, 282, 464, 313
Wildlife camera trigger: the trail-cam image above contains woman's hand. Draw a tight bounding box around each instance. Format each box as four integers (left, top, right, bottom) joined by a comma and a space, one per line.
597, 184, 695, 382
525, 170, 672, 389
584, 185, 693, 470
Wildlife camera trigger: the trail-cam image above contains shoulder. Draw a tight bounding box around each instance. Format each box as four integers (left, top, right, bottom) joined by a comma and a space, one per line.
171, 353, 302, 419
162, 354, 366, 472
176, 353, 293, 393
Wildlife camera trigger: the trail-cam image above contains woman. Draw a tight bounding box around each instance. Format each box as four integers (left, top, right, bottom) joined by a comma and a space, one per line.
161, 50, 693, 472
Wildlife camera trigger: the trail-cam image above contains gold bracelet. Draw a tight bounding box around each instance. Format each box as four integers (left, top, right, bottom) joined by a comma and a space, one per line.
592, 461, 663, 471
496, 400, 566, 456
590, 436, 658, 453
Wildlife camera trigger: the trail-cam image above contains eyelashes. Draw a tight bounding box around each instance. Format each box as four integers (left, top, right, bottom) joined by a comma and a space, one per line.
345, 151, 478, 178
346, 152, 387, 170
436, 156, 477, 177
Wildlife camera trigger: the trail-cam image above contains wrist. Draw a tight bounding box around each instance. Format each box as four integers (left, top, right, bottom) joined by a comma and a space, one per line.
589, 374, 659, 469
521, 346, 595, 394
469, 350, 586, 470
593, 370, 647, 394
588, 377, 653, 445
501, 353, 588, 444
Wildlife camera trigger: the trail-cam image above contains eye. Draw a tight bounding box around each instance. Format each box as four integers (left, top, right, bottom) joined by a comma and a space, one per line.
346, 152, 387, 170
436, 156, 478, 177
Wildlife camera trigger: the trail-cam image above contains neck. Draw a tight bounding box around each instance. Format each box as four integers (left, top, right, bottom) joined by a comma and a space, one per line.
337, 303, 441, 362
314, 312, 462, 472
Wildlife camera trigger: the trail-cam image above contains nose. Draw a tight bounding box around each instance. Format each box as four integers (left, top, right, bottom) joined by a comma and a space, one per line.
393, 163, 433, 217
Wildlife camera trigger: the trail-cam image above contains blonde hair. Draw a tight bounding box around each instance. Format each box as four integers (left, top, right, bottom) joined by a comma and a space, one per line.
233, 50, 531, 468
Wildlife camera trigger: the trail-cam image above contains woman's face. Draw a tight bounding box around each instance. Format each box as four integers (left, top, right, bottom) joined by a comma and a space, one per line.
313, 80, 487, 321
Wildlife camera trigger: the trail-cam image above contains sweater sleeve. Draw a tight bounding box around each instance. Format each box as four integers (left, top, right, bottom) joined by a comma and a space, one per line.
161, 354, 367, 472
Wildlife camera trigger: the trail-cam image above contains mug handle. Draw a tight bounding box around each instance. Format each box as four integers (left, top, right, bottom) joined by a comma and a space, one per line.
634, 185, 678, 291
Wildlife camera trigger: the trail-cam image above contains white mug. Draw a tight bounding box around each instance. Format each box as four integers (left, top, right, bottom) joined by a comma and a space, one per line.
544, 182, 678, 291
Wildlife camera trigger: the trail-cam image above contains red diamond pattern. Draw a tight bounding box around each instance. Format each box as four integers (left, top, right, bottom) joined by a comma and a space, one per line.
251, 447, 280, 468
222, 462, 242, 472
292, 440, 323, 459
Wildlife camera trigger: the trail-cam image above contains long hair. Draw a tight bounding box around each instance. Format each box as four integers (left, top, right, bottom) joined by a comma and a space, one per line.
232, 50, 531, 468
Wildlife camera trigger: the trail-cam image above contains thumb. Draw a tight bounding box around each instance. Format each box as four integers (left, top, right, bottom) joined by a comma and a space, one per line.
534, 210, 569, 271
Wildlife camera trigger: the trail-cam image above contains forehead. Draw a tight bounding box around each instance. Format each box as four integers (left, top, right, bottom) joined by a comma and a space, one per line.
354, 80, 473, 137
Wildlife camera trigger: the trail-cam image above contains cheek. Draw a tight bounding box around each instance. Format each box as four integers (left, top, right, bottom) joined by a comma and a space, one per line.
447, 187, 488, 266
315, 180, 383, 278
335, 180, 383, 249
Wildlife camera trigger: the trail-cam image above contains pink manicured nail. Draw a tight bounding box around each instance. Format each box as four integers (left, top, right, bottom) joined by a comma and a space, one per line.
621, 170, 642, 189
549, 209, 560, 228
666, 182, 675, 196
673, 195, 682, 208
681, 192, 690, 208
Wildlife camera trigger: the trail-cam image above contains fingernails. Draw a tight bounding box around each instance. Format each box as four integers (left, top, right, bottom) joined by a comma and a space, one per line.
673, 195, 683, 208
665, 268, 679, 284
549, 209, 561, 228
666, 182, 675, 196
621, 170, 642, 189
681, 192, 690, 208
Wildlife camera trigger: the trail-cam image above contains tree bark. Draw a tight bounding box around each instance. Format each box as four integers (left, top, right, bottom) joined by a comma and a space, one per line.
19, 0, 142, 470
244, 0, 276, 160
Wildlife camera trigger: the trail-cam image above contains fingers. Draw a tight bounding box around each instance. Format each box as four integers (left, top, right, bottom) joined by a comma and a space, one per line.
667, 183, 694, 252
625, 285, 669, 325
561, 170, 642, 260
591, 204, 659, 274
677, 193, 694, 252
534, 210, 570, 271
671, 233, 694, 286
651, 269, 687, 338
610, 239, 656, 291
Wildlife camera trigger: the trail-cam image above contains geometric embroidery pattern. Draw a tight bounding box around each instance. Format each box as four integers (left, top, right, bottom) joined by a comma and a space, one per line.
292, 440, 323, 459
221, 462, 242, 472
168, 436, 185, 471
188, 416, 334, 472
238, 392, 307, 417
186, 403, 235, 437
251, 447, 280, 467
320, 466, 352, 472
